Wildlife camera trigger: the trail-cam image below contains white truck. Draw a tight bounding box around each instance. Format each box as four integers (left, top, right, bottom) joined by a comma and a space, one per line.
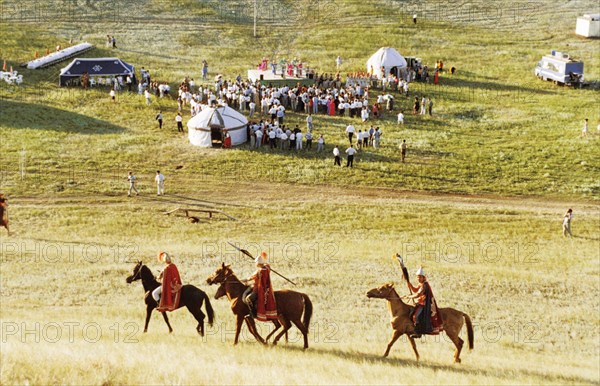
535, 51, 584, 86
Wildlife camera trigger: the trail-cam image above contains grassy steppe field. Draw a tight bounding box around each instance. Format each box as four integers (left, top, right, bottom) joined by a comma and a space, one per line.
0, 0, 599, 384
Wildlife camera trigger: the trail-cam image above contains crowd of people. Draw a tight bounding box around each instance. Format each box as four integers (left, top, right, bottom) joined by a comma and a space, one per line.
100, 53, 450, 166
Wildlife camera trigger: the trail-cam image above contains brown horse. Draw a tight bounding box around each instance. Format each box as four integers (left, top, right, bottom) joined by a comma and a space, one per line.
367, 283, 473, 363
207, 263, 313, 349
214, 281, 289, 343
0, 193, 9, 235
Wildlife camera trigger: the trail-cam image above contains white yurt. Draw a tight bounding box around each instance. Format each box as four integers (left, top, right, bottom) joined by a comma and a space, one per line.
576, 14, 600, 37
187, 105, 248, 147
366, 47, 408, 79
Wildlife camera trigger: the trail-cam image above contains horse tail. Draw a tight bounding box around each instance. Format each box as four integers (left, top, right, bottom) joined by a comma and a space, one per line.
203, 291, 215, 327
463, 313, 474, 350
302, 293, 313, 333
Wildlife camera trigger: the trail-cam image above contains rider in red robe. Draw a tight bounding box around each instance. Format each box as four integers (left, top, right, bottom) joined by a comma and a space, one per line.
243, 252, 277, 321
156, 252, 182, 312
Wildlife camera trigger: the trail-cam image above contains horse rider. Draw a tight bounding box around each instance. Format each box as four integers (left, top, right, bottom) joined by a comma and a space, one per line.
242, 251, 276, 321
403, 266, 443, 338
152, 252, 182, 312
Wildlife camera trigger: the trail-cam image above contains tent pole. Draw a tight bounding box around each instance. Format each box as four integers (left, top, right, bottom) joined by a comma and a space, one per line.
253, 0, 257, 37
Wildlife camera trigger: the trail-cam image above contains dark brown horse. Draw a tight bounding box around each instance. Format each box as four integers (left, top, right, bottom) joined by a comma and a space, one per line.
367, 283, 473, 363
126, 261, 214, 335
207, 263, 313, 349
0, 193, 9, 235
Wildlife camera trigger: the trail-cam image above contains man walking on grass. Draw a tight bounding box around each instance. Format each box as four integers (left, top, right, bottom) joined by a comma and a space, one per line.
127, 171, 139, 197
333, 145, 341, 166
155, 170, 165, 196
400, 140, 407, 162
345, 144, 357, 167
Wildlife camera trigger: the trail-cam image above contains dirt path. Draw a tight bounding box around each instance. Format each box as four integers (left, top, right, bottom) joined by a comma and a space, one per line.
8, 182, 599, 215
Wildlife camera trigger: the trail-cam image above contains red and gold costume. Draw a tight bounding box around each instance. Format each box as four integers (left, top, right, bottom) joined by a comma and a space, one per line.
249, 265, 277, 321
157, 263, 182, 312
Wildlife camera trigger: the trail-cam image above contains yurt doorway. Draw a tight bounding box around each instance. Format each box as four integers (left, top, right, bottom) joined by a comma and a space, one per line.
211, 126, 223, 147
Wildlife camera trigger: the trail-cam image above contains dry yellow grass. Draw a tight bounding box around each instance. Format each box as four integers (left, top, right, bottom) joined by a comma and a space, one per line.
1, 184, 598, 384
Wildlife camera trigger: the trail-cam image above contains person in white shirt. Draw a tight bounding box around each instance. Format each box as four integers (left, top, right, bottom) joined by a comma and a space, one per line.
356, 130, 363, 150
268, 129, 277, 149
296, 131, 303, 150
175, 113, 184, 132
345, 145, 357, 167
346, 124, 355, 144
317, 134, 325, 152
289, 131, 296, 150
397, 111, 404, 124
144, 89, 152, 105
305, 131, 313, 150
336, 55, 342, 69
333, 145, 341, 166
109, 89, 116, 102
127, 171, 139, 196
269, 105, 278, 123
361, 106, 369, 122
306, 113, 313, 132
374, 127, 382, 149
279, 131, 288, 150
255, 127, 263, 148
249, 101, 256, 118
277, 106, 285, 125
155, 170, 165, 196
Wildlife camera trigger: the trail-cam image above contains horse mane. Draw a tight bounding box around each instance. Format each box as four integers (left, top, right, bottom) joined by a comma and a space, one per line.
141, 265, 160, 286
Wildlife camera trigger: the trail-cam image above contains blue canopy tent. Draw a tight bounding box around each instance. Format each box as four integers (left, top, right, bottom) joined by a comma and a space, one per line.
59, 57, 134, 86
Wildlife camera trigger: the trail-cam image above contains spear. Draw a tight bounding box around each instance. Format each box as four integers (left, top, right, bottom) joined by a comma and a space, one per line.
227, 241, 297, 286
395, 253, 410, 284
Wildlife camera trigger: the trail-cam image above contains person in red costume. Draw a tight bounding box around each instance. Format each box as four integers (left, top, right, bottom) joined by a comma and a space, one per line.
222, 129, 232, 149
152, 252, 182, 312
242, 251, 277, 321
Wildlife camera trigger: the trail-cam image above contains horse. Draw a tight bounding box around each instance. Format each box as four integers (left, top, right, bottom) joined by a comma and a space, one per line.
366, 283, 473, 363
126, 261, 214, 335
213, 280, 289, 344
207, 263, 313, 349
0, 194, 9, 235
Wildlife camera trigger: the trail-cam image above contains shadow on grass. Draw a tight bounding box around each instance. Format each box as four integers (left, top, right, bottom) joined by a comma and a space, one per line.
0, 99, 126, 134
276, 344, 596, 384
139, 194, 258, 210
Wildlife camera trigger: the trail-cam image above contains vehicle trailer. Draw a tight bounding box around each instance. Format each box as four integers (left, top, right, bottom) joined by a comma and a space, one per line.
535, 51, 584, 86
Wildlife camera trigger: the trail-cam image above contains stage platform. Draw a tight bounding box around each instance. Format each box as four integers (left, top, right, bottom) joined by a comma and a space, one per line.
247, 69, 315, 87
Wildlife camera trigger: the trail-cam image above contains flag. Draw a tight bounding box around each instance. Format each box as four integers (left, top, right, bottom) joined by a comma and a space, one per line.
2, 60, 6, 71
9, 65, 13, 73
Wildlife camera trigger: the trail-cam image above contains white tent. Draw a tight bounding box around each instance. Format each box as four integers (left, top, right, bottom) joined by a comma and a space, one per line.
366, 47, 408, 79
576, 14, 600, 37
187, 105, 248, 147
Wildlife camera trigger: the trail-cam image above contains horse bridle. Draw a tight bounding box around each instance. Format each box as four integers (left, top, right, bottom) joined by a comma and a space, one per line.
130, 264, 143, 281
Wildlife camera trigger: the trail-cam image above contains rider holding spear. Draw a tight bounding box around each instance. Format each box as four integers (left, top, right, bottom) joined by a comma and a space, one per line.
228, 242, 296, 322
396, 254, 444, 338
241, 251, 278, 322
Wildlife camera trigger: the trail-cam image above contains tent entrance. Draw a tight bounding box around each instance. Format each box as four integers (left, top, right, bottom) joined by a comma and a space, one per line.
211, 126, 223, 147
